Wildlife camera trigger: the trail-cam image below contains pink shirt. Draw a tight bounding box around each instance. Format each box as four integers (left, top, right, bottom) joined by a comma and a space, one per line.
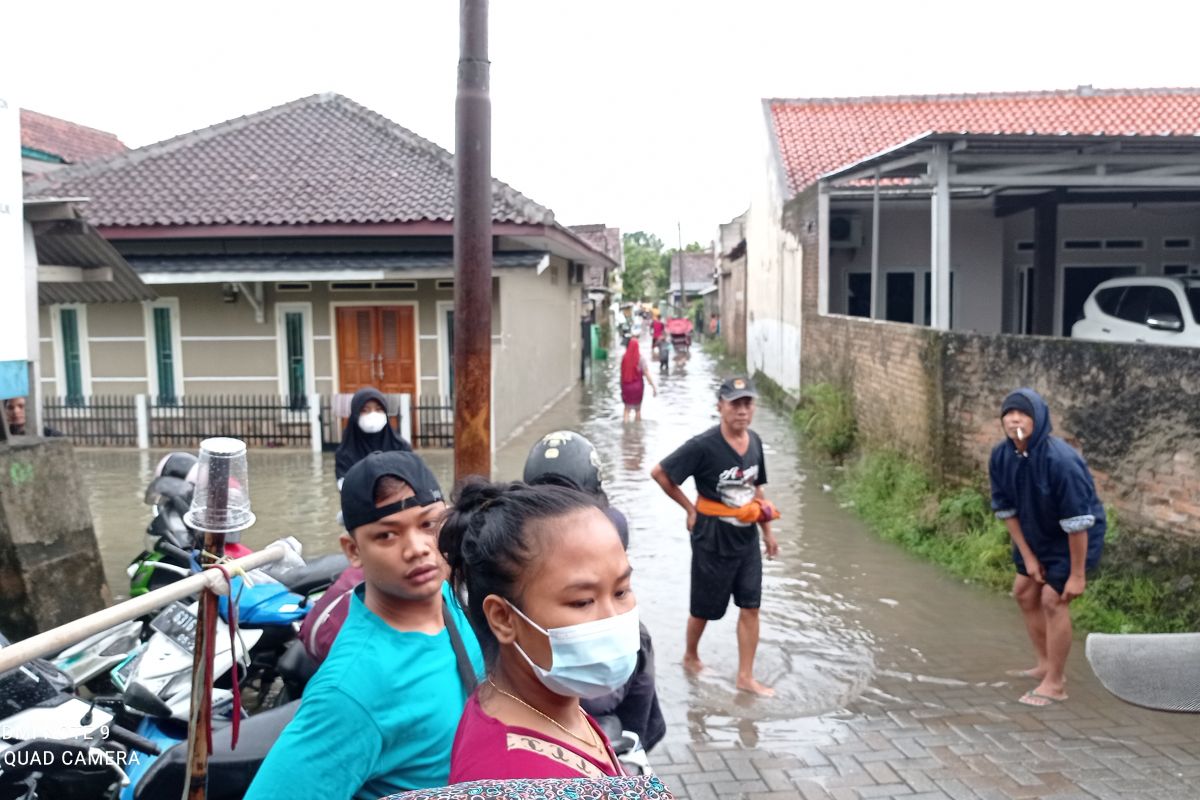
449, 692, 623, 783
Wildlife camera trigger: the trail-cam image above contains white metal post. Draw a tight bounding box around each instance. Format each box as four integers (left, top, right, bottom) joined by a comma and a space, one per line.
817, 184, 830, 317
870, 169, 881, 320
399, 393, 413, 444
135, 393, 149, 449
308, 392, 321, 453
930, 143, 952, 330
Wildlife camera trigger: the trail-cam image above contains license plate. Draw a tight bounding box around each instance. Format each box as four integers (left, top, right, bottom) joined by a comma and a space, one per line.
150, 602, 199, 653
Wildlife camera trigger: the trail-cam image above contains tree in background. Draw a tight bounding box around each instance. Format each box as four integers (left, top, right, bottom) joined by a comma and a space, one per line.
622, 231, 669, 301
622, 232, 711, 304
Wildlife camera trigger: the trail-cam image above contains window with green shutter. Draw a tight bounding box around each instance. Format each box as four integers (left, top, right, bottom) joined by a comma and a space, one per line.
153, 306, 177, 404
60, 308, 84, 406
285, 311, 306, 409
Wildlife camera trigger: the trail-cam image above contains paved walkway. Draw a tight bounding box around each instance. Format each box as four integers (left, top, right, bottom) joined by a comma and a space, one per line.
653, 666, 1197, 800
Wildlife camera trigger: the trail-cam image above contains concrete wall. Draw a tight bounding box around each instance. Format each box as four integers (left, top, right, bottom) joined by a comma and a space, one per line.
0, 439, 111, 638
489, 257, 578, 443
746, 125, 803, 397
493, 257, 580, 444
718, 214, 747, 359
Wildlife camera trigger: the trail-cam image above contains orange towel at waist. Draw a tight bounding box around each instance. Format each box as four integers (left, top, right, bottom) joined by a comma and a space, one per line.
695, 495, 781, 525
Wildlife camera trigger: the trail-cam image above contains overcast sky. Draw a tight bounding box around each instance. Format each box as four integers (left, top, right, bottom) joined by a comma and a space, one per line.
9, 0, 1200, 246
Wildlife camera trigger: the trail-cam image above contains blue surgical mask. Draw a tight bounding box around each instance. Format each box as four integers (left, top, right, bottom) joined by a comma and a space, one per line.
507, 601, 640, 699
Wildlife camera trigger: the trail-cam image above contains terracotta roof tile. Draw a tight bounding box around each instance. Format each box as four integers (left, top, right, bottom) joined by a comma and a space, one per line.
20, 110, 127, 164
24, 93, 554, 228
768, 87, 1200, 193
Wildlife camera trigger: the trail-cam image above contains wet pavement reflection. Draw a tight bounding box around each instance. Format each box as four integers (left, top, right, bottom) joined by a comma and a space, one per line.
80, 339, 1198, 787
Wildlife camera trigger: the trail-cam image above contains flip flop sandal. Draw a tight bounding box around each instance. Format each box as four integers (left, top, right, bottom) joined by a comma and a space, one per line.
1019, 690, 1068, 707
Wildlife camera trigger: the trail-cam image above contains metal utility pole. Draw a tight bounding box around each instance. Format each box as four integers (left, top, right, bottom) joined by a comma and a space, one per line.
676, 222, 685, 314
453, 0, 493, 482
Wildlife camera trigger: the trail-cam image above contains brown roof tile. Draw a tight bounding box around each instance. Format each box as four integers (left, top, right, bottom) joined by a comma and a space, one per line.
25, 93, 555, 228
769, 86, 1200, 193
21, 109, 127, 164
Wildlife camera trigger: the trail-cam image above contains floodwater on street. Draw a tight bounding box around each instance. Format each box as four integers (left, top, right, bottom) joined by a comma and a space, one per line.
78, 337, 1196, 770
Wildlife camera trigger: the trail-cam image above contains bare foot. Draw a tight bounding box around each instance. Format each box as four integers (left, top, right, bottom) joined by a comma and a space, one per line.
682, 654, 704, 674
1005, 667, 1047, 680
736, 676, 776, 697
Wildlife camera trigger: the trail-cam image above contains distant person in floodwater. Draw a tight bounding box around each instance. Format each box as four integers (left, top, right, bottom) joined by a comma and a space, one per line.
619, 338, 656, 424
990, 388, 1105, 708
650, 375, 780, 697
335, 387, 413, 489
650, 316, 665, 354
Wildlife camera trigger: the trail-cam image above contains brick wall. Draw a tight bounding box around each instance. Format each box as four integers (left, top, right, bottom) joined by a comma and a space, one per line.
786, 184, 1200, 542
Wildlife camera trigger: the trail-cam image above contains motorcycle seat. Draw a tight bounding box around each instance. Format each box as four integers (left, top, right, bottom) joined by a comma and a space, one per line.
134, 700, 300, 799
282, 553, 351, 597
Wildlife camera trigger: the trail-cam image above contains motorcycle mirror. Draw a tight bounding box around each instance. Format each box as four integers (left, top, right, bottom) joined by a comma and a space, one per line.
124, 682, 175, 718
144, 476, 194, 507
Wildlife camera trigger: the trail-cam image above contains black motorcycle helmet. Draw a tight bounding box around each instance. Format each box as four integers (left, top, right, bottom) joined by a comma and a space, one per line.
523, 430, 604, 497
154, 451, 199, 481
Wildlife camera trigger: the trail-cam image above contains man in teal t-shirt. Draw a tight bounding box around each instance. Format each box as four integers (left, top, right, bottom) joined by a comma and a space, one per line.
246, 452, 484, 800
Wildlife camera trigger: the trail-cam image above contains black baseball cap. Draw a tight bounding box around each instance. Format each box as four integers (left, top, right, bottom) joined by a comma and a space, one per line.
341, 451, 444, 531
719, 376, 758, 401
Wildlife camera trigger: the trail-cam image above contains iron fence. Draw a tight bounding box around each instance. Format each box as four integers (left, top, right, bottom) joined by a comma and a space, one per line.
415, 395, 454, 448
42, 395, 139, 447
38, 394, 449, 449
148, 395, 311, 448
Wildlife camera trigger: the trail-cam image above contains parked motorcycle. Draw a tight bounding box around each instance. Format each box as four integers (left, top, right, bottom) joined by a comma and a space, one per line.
0, 632, 162, 800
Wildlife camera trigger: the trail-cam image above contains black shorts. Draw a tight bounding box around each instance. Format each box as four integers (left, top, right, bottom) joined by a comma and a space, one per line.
690, 544, 762, 620
1015, 563, 1095, 596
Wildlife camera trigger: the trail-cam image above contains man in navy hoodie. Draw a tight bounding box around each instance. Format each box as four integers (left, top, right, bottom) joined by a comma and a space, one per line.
989, 388, 1105, 707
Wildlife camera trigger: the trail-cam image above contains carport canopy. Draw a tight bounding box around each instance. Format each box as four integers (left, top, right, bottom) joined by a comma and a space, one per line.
818, 132, 1200, 333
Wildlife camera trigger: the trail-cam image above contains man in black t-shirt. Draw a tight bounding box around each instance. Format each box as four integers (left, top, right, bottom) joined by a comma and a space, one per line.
651, 376, 779, 697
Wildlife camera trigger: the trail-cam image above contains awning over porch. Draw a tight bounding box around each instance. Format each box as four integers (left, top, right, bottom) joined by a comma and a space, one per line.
28, 199, 156, 305
819, 132, 1200, 333
124, 250, 551, 284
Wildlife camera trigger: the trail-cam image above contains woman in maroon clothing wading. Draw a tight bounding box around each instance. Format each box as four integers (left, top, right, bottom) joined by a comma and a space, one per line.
620, 338, 656, 423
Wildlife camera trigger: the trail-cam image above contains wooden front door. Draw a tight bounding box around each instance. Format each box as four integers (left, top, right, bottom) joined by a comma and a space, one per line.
336, 306, 417, 398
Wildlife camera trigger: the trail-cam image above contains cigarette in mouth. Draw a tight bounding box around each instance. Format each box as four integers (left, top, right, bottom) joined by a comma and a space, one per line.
1016, 427, 1024, 441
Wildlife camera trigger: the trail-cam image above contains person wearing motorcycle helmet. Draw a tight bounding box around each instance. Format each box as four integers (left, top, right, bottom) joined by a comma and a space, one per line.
521, 431, 665, 752
335, 387, 413, 488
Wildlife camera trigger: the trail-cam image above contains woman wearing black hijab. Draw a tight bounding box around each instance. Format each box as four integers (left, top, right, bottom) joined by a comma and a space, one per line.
334, 387, 413, 486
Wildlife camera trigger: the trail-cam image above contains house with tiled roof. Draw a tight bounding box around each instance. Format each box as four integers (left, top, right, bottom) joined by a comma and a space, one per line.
24, 93, 618, 446
567, 223, 624, 351
20, 109, 127, 176
747, 86, 1200, 543
748, 86, 1200, 397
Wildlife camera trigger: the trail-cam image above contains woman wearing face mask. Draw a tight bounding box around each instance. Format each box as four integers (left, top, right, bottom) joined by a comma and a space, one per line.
440, 479, 640, 781
334, 387, 413, 489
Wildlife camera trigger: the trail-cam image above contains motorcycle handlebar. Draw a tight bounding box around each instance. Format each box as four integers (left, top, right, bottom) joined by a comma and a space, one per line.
107, 723, 162, 756
154, 539, 194, 564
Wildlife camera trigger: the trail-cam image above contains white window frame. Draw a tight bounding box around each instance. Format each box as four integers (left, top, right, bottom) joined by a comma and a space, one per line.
49, 304, 93, 401
275, 302, 316, 401
143, 298, 185, 404
436, 300, 454, 399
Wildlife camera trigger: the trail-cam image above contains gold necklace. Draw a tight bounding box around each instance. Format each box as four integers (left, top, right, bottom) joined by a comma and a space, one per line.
486, 678, 601, 752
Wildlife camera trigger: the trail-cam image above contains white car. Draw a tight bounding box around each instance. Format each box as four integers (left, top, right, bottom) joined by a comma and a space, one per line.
1071, 276, 1200, 348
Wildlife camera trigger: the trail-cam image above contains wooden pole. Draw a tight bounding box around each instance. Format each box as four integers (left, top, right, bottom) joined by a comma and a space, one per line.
186, 448, 231, 800
453, 0, 493, 482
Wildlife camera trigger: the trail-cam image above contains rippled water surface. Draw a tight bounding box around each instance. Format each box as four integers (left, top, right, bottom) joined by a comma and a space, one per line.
79, 339, 1189, 754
